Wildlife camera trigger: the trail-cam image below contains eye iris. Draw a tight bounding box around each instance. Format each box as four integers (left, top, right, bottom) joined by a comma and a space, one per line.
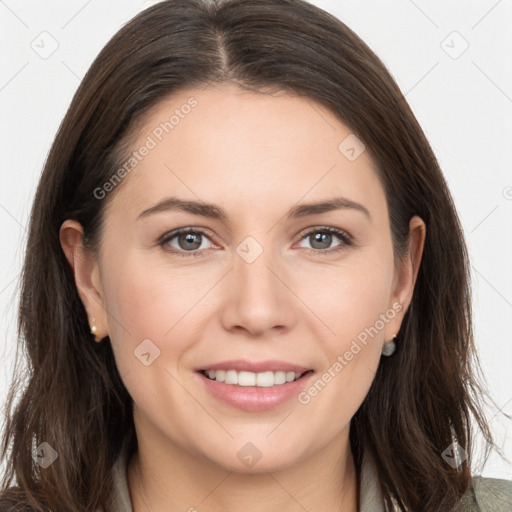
172, 230, 338, 252
179, 232, 202, 250
310, 232, 332, 250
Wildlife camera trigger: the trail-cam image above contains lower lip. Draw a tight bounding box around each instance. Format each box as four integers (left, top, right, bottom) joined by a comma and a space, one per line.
197, 371, 314, 412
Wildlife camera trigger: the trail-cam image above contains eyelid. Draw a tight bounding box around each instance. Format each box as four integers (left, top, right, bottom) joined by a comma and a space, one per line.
294, 225, 353, 254
296, 225, 352, 243
159, 225, 353, 257
158, 226, 214, 244
158, 227, 217, 257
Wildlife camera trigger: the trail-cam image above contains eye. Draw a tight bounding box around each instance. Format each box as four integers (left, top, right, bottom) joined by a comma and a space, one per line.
159, 225, 353, 258
160, 227, 215, 257
296, 226, 352, 254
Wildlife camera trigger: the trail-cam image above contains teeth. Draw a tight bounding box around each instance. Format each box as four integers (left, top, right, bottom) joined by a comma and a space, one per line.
225, 370, 238, 385
239, 371, 256, 386
203, 369, 303, 386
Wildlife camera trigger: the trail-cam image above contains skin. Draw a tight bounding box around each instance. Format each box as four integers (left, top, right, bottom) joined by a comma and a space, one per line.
60, 83, 425, 512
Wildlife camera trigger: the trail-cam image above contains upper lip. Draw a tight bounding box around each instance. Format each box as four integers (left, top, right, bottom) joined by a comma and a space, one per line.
197, 359, 312, 374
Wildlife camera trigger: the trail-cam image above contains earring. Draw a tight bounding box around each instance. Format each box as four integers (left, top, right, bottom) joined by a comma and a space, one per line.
90, 317, 99, 341
382, 334, 397, 356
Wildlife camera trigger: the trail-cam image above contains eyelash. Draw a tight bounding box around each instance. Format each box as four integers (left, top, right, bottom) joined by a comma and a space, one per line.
159, 226, 353, 258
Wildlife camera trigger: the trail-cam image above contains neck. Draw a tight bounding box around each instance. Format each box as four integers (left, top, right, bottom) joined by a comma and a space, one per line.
127, 428, 359, 512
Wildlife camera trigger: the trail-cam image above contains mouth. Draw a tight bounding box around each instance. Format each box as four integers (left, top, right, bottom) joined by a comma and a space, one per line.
199, 369, 312, 387
195, 360, 315, 411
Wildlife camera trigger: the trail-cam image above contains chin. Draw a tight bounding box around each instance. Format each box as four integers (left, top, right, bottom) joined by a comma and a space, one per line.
198, 440, 310, 474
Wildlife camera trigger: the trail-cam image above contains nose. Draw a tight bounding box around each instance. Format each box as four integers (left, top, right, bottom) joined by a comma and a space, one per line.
220, 244, 297, 337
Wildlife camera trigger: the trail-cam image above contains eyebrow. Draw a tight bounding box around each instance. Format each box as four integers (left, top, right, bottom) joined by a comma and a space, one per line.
137, 196, 371, 221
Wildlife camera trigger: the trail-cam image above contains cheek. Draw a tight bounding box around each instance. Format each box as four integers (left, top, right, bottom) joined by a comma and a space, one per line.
299, 246, 395, 415
306, 254, 395, 350
295, 264, 392, 431
99, 249, 213, 366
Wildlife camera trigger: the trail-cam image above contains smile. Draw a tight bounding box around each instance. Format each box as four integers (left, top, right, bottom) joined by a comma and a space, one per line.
195, 360, 315, 411
201, 369, 306, 387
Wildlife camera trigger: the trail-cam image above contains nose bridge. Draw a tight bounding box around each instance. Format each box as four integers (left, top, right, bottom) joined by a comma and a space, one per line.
234, 235, 283, 306
236, 245, 277, 297
221, 234, 296, 335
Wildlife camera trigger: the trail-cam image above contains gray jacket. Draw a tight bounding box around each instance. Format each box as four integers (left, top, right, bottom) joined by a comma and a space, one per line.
102, 440, 512, 512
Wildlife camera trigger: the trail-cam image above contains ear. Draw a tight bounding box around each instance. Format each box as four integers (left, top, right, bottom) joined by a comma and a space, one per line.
59, 219, 108, 341
384, 215, 426, 340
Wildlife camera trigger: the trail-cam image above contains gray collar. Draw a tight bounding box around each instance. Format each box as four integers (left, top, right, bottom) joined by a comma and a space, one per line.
359, 450, 387, 511
105, 439, 387, 512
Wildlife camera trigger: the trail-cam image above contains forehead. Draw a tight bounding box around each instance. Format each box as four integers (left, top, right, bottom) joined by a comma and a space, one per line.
105, 83, 387, 224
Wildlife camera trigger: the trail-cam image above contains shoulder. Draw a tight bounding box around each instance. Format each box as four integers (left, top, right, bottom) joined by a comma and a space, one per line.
471, 475, 512, 511
454, 475, 512, 511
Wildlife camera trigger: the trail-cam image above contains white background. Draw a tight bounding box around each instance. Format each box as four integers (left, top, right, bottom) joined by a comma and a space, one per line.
1, 0, 511, 480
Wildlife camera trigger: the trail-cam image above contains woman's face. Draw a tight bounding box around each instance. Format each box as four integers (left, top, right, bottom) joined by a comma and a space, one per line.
64, 83, 424, 472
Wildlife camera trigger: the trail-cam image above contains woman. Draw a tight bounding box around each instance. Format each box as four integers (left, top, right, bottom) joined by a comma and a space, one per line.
1, 0, 511, 510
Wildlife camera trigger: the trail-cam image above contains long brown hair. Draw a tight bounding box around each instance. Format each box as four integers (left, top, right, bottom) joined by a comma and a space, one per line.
0, 0, 506, 510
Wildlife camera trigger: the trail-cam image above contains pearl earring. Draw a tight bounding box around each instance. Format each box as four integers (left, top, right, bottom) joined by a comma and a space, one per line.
382, 334, 397, 356
90, 318, 98, 340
